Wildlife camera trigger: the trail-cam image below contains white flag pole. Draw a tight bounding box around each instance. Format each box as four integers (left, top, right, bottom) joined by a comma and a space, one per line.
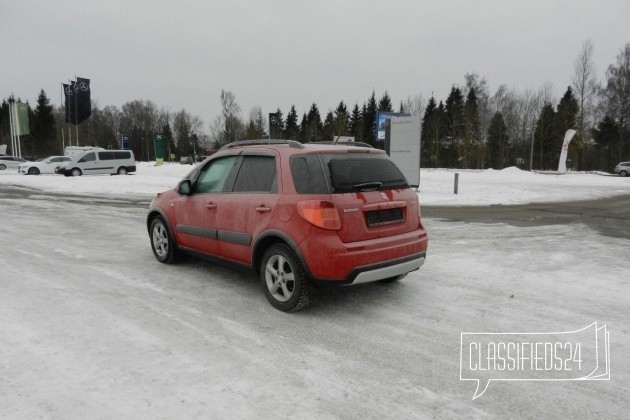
74, 76, 79, 146
8, 101, 15, 156
60, 82, 66, 154
15, 103, 22, 158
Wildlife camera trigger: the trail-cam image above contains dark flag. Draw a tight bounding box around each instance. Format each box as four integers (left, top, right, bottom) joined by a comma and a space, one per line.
63, 83, 77, 123
269, 113, 280, 139
75, 77, 92, 124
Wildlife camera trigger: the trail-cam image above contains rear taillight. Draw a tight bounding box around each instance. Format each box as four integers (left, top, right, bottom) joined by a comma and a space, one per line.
297, 200, 341, 230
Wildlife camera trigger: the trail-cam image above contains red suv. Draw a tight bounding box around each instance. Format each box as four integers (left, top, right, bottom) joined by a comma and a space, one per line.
147, 140, 428, 311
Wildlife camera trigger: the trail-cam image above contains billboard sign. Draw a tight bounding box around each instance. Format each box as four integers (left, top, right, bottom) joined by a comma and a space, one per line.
121, 134, 131, 150
376, 111, 410, 141
386, 115, 421, 188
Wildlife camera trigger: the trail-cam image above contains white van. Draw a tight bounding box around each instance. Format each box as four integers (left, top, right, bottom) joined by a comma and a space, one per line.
64, 146, 105, 158
58, 150, 136, 176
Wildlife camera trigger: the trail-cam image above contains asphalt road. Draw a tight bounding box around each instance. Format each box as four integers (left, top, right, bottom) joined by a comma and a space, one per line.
424, 195, 630, 239
3, 185, 630, 239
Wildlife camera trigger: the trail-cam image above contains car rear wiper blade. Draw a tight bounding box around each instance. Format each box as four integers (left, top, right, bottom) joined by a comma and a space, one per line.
352, 181, 383, 191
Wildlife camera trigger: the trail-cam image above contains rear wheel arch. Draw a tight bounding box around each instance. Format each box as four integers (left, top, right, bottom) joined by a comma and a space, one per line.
252, 231, 310, 279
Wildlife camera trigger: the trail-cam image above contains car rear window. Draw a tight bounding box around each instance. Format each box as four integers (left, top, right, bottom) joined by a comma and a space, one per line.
290, 153, 408, 194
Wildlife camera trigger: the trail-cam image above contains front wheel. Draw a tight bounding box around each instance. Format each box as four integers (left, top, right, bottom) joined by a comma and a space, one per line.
0, 164, 6, 170
150, 217, 180, 263
28, 167, 40, 175
71, 168, 82, 177
260, 244, 310, 312
620, 170, 628, 177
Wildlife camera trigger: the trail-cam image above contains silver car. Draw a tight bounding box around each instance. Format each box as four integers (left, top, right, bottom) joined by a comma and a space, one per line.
18, 156, 71, 175
614, 162, 630, 177
0, 156, 29, 171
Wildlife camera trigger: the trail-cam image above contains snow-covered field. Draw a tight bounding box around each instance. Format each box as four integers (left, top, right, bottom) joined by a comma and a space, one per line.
1, 164, 629, 418
1, 162, 629, 205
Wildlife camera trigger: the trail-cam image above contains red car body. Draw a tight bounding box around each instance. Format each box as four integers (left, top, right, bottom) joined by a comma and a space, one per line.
147, 140, 428, 311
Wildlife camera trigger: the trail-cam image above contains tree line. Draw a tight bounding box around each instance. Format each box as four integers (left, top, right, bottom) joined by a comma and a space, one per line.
1, 40, 628, 171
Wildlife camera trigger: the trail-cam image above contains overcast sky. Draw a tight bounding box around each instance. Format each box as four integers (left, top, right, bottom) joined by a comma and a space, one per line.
2, 0, 629, 131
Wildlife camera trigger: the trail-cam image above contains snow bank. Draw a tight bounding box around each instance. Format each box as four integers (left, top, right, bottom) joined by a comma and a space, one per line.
1, 162, 629, 206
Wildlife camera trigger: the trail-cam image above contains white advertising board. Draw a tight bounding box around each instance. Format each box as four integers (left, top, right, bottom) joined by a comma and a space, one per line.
388, 116, 421, 187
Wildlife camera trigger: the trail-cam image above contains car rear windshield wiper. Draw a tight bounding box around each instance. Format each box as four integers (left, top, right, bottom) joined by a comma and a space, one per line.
352, 181, 383, 191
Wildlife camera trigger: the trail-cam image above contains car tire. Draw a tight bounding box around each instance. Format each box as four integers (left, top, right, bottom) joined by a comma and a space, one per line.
260, 244, 310, 312
0, 164, 6, 170
620, 170, 628, 177
150, 217, 181, 263
117, 167, 128, 175
71, 168, 82, 177
28, 167, 40, 175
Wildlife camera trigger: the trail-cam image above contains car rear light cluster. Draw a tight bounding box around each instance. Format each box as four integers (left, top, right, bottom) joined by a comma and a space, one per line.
297, 200, 341, 230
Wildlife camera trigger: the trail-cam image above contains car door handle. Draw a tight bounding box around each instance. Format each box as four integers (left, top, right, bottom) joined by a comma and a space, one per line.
205, 203, 217, 210
256, 206, 271, 213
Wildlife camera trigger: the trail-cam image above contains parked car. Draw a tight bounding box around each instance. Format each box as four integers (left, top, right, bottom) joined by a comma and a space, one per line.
614, 162, 630, 177
147, 140, 429, 312
56, 150, 136, 176
0, 156, 29, 171
18, 156, 71, 175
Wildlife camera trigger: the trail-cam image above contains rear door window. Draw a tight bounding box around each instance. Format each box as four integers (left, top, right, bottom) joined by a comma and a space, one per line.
232, 155, 277, 193
289, 155, 329, 194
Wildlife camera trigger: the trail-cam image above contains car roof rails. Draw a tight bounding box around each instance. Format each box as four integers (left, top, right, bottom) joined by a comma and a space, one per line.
219, 139, 305, 150
310, 141, 373, 148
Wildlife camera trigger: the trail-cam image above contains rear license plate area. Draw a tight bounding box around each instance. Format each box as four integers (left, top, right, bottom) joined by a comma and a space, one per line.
365, 208, 404, 227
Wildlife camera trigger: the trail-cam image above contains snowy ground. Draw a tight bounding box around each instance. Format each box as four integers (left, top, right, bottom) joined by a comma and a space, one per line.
1, 165, 629, 419
1, 162, 629, 205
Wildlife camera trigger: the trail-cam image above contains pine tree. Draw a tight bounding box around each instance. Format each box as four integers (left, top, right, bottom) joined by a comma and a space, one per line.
274, 108, 285, 138
421, 96, 437, 167
378, 91, 393, 112
487, 112, 508, 169
322, 111, 335, 140
555, 86, 579, 169
333, 100, 350, 138
592, 115, 619, 170
298, 113, 308, 143
31, 89, 56, 155
306, 103, 322, 142
363, 91, 378, 146
349, 104, 362, 142
601, 42, 630, 162
285, 105, 299, 140
445, 86, 465, 167
463, 87, 481, 168
533, 103, 556, 169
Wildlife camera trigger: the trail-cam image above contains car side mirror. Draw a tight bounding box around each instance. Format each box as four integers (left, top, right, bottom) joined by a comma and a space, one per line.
177, 179, 192, 196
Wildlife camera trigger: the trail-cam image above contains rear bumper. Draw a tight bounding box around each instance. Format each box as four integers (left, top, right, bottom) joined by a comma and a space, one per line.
348, 252, 425, 284
301, 228, 428, 284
